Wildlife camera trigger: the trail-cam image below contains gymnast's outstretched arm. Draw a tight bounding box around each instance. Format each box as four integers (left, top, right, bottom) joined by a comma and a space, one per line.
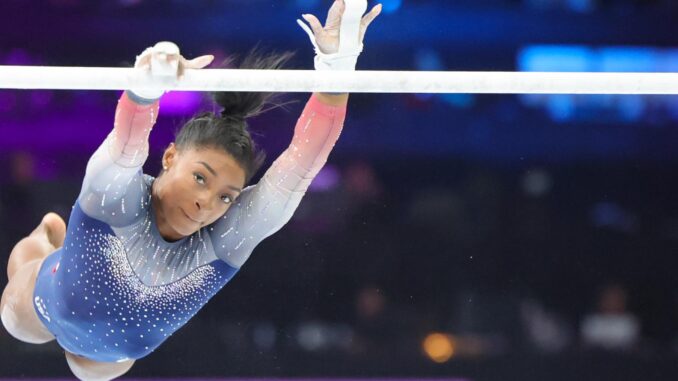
208, 92, 348, 267
76, 88, 159, 227
77, 46, 213, 227
208, 0, 381, 267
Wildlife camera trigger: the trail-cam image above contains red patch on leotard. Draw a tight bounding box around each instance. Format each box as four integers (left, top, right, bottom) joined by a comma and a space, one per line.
52, 262, 60, 274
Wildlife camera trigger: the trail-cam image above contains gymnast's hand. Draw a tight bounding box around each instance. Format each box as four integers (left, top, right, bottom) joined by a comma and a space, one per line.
299, 0, 381, 55
298, 0, 382, 71
131, 42, 214, 100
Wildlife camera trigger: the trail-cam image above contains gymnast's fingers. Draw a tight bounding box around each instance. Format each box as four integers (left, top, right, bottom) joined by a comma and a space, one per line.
360, 4, 382, 41
134, 49, 153, 71
324, 0, 346, 30
178, 55, 214, 79
183, 55, 215, 70
301, 14, 325, 37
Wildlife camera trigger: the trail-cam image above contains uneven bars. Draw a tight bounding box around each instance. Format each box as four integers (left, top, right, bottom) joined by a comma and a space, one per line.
1, 66, 678, 94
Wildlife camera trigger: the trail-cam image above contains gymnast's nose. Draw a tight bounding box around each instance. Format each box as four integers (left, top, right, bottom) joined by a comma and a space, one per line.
194, 198, 212, 212
195, 192, 210, 211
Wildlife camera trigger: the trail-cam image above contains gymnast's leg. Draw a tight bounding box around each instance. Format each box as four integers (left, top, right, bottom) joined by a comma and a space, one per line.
65, 352, 135, 381
1, 213, 65, 344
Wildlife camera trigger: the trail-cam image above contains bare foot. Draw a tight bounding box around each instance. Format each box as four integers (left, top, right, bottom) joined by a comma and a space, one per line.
7, 213, 67, 280
31, 213, 66, 249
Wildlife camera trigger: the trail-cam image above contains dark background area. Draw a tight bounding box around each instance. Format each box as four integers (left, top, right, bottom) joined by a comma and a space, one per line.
1, 0, 678, 380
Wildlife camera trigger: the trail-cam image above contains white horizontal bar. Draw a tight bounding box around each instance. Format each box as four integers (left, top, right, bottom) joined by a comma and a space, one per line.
1, 65, 677, 94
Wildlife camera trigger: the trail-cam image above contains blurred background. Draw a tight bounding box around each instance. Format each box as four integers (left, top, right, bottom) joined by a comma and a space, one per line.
1, 0, 678, 380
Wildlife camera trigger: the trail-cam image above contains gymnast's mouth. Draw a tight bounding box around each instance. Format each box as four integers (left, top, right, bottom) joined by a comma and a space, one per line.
180, 208, 202, 224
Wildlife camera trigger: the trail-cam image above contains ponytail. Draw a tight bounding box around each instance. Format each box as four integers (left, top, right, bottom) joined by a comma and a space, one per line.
174, 48, 295, 184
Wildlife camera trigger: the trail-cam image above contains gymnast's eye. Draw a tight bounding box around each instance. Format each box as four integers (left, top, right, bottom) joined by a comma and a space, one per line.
193, 173, 206, 185
221, 195, 233, 205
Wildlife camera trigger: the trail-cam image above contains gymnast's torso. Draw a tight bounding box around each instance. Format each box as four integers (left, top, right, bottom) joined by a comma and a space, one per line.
32, 91, 346, 362
33, 176, 241, 362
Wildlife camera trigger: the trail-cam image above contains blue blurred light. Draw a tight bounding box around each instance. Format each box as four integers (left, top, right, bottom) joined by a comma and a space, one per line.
295, 0, 320, 9
598, 47, 655, 72
566, 0, 595, 13
518, 46, 592, 72
517, 45, 678, 123
618, 96, 645, 122
414, 48, 445, 71
590, 202, 637, 233
442, 93, 475, 108
381, 0, 402, 14
519, 45, 678, 73
659, 50, 678, 72
546, 95, 575, 122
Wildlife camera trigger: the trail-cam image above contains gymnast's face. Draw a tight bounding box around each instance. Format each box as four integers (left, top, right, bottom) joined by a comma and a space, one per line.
153, 143, 246, 241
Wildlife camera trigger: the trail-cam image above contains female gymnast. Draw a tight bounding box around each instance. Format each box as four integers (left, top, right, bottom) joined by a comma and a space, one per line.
0, 1, 381, 379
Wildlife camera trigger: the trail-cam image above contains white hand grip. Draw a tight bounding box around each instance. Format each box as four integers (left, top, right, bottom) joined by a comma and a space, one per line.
150, 41, 180, 77
339, 0, 368, 55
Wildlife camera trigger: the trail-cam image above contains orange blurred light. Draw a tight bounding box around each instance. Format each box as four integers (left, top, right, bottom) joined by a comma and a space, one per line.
422, 332, 455, 363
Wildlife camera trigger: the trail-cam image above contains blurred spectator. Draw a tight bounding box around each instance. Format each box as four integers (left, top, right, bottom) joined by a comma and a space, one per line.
290, 159, 386, 235
349, 285, 408, 357
341, 160, 387, 231
288, 163, 348, 235
580, 283, 640, 351
521, 299, 574, 353
590, 201, 638, 233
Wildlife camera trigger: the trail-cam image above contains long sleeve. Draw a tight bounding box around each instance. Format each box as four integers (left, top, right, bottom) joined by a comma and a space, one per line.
78, 92, 160, 227
209, 95, 347, 267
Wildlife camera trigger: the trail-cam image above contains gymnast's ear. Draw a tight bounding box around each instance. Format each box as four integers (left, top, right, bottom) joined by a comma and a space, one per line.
162, 143, 178, 170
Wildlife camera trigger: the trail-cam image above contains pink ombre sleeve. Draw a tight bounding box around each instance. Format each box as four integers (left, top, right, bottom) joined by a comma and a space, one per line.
107, 92, 159, 167
209, 95, 347, 267
78, 92, 160, 226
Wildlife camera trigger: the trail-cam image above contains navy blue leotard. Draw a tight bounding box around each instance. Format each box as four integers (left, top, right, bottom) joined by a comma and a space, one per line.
32, 91, 346, 362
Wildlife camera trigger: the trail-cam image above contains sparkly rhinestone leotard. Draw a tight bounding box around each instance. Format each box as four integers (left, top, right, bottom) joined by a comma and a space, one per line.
32, 91, 346, 362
